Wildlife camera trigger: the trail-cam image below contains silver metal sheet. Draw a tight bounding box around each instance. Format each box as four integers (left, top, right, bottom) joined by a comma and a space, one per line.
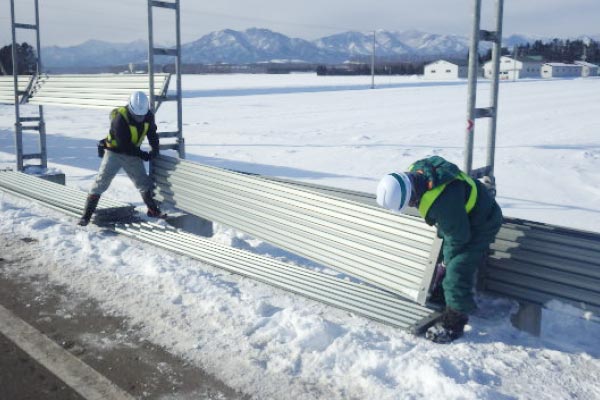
28, 74, 170, 109
483, 217, 600, 313
0, 171, 134, 221
115, 222, 440, 332
152, 155, 441, 304
0, 75, 32, 104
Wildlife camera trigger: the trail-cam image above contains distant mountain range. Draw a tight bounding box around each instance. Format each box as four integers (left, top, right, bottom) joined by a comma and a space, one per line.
40, 28, 598, 68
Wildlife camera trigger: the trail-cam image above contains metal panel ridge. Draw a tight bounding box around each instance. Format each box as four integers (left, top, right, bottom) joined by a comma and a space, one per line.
482, 217, 600, 313
152, 156, 442, 304
114, 222, 439, 332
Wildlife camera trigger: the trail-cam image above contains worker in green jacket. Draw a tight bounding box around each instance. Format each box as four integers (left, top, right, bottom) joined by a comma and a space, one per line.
376, 156, 503, 343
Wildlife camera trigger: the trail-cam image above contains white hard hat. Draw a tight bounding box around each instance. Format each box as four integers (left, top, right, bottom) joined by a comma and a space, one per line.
376, 172, 412, 213
127, 91, 149, 118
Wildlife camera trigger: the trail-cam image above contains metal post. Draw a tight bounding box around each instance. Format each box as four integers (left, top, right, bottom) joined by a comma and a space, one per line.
34, 0, 47, 169
486, 0, 504, 182
464, 0, 482, 174
147, 0, 184, 158
9, 0, 47, 171
10, 0, 23, 171
175, 0, 184, 158
463, 0, 503, 196
147, 0, 156, 111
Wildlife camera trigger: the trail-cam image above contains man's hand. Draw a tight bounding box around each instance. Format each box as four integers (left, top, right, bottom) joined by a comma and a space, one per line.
150, 148, 160, 160
139, 150, 151, 162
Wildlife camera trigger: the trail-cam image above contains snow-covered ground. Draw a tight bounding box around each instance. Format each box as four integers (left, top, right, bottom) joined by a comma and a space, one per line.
1, 74, 600, 399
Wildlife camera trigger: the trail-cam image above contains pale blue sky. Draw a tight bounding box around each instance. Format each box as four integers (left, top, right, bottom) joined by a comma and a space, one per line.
0, 0, 598, 47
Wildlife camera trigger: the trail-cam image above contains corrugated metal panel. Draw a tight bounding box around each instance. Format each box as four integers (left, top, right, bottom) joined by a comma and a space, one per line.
0, 171, 134, 222
0, 169, 440, 332
27, 74, 170, 110
115, 222, 440, 333
482, 217, 600, 313
0, 75, 32, 104
152, 155, 442, 304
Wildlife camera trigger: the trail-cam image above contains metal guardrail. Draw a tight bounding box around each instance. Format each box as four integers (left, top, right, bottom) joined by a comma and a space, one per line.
0, 75, 32, 104
115, 222, 440, 332
0, 170, 134, 223
152, 155, 443, 305
27, 74, 171, 110
482, 217, 600, 314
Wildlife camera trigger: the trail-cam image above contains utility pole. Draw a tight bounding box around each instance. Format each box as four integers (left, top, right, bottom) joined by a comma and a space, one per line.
371, 31, 376, 89
512, 45, 517, 81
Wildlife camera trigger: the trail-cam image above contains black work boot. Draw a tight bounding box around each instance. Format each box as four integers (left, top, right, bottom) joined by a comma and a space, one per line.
425, 308, 469, 344
142, 190, 166, 218
78, 194, 100, 226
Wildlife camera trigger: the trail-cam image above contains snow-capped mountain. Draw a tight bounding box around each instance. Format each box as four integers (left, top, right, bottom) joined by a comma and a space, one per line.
181, 28, 336, 64
43, 39, 147, 68
39, 28, 584, 68
393, 29, 470, 55
313, 30, 414, 60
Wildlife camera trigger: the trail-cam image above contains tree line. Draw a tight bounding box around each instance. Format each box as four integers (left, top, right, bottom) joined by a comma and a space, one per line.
483, 39, 599, 64
0, 43, 37, 75
2, 38, 598, 76
316, 62, 425, 76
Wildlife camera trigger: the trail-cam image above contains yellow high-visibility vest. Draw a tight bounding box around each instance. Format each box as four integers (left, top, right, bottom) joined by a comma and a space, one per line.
411, 170, 478, 219
106, 107, 149, 148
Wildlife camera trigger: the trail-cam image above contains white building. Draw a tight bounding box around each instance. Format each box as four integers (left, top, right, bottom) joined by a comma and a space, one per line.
423, 60, 468, 80
541, 63, 583, 78
483, 56, 543, 80
574, 61, 599, 77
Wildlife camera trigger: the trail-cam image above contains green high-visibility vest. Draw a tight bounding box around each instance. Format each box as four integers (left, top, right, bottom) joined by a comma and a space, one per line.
411, 170, 478, 219
106, 107, 149, 148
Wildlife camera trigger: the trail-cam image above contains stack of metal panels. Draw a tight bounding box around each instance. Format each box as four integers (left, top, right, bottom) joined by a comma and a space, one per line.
483, 217, 600, 313
0, 170, 134, 223
152, 155, 442, 305
28, 74, 171, 109
0, 75, 32, 104
115, 222, 440, 332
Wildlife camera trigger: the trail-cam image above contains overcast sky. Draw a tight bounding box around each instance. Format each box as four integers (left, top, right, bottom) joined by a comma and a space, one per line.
1, 0, 598, 47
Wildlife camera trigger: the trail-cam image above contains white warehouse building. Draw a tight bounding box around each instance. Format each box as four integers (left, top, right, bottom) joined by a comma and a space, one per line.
574, 61, 599, 77
483, 56, 543, 80
423, 60, 468, 80
541, 63, 583, 78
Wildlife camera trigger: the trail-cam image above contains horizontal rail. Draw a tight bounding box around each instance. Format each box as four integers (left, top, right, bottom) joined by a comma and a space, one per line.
482, 217, 600, 313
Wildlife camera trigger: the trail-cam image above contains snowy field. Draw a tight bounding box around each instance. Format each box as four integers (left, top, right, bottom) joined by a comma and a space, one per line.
1, 74, 600, 399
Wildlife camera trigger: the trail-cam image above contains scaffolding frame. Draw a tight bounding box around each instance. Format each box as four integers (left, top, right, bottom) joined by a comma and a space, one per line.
464, 0, 504, 195
147, 0, 185, 158
9, 0, 47, 171
6, 0, 185, 172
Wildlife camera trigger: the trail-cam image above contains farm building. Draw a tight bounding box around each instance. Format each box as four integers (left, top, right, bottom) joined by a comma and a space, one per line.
423, 60, 468, 80
574, 61, 599, 77
541, 63, 583, 78
483, 56, 543, 80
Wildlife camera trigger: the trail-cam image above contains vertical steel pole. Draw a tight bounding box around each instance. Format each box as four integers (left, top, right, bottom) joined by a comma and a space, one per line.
175, 0, 185, 158
464, 0, 482, 174
486, 0, 504, 181
147, 0, 156, 111
34, 0, 47, 168
10, 0, 23, 171
371, 31, 375, 89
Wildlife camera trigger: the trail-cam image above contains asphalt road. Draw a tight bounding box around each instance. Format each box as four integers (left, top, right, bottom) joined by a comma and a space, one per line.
0, 233, 248, 400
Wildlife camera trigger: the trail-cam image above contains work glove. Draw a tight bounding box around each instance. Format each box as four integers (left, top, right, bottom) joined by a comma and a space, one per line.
139, 150, 151, 162
150, 148, 160, 160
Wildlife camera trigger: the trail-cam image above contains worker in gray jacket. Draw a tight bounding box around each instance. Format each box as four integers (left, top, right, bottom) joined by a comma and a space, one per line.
78, 91, 164, 226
